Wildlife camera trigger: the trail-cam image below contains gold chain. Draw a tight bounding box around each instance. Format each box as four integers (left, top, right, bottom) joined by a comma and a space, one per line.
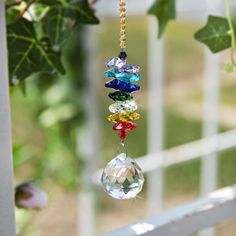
119, 0, 126, 51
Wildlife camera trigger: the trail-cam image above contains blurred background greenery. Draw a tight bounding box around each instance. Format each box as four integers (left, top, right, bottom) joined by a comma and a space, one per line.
12, 16, 236, 235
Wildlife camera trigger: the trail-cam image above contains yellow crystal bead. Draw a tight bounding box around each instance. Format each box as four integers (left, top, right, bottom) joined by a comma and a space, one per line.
107, 113, 120, 122
126, 112, 141, 121
107, 112, 140, 123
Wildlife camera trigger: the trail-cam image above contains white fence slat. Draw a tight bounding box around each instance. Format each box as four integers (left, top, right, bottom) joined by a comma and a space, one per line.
201, 0, 222, 197
147, 15, 165, 214
200, 1, 222, 235
0, 2, 16, 235
96, 0, 230, 19
201, 50, 220, 195
77, 26, 100, 236
93, 129, 236, 185
101, 185, 236, 236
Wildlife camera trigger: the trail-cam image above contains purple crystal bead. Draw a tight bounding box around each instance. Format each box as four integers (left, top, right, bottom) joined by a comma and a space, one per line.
119, 64, 140, 73
105, 79, 140, 93
105, 57, 126, 69
119, 51, 128, 60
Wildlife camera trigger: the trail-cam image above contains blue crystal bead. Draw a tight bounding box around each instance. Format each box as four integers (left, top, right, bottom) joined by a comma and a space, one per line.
104, 68, 141, 83
105, 79, 140, 93
119, 64, 140, 73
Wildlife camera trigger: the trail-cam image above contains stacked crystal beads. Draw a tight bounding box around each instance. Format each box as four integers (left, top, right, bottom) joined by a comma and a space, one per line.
105, 56, 141, 141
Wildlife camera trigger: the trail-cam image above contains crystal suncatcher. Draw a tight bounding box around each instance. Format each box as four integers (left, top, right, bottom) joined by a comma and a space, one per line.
101, 0, 144, 200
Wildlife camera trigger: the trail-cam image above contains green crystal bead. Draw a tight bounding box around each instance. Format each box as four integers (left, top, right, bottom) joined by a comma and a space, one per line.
108, 91, 133, 101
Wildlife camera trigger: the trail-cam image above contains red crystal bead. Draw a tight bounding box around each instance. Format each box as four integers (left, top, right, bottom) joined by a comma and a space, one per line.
125, 122, 137, 131
113, 122, 137, 140
113, 122, 124, 130
119, 130, 127, 140
113, 122, 137, 131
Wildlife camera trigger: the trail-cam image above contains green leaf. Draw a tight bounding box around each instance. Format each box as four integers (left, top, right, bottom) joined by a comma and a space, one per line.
42, 0, 99, 46
7, 18, 65, 82
6, 8, 20, 24
148, 0, 176, 38
43, 5, 73, 46
69, 0, 100, 24
224, 63, 235, 73
194, 15, 231, 53
36, 0, 61, 5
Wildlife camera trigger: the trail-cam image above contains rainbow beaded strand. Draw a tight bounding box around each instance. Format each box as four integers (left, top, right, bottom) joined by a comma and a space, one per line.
100, 0, 144, 200
105, 56, 141, 141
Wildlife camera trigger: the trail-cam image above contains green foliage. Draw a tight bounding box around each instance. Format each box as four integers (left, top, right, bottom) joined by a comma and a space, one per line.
42, 0, 99, 46
149, 0, 235, 72
5, 0, 99, 83
224, 63, 235, 73
8, 18, 65, 82
148, 0, 176, 38
6, 0, 236, 81
194, 16, 231, 53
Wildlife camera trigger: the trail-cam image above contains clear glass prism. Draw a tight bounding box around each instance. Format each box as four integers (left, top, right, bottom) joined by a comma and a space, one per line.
101, 153, 144, 200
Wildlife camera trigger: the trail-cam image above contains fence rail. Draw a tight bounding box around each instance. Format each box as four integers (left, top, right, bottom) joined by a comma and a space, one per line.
93, 129, 236, 185
101, 185, 236, 236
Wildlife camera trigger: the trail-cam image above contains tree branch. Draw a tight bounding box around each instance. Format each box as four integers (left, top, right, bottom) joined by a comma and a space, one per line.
16, 0, 35, 20
5, 0, 23, 10
91, 0, 99, 5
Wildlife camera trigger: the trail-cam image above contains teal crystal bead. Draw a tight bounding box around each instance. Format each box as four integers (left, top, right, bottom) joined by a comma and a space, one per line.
104, 68, 141, 83
104, 68, 118, 78
116, 72, 141, 83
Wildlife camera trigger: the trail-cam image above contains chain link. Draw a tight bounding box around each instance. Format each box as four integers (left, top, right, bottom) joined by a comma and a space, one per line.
119, 0, 126, 51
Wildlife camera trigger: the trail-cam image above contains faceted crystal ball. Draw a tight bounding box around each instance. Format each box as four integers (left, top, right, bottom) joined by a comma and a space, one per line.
101, 153, 144, 200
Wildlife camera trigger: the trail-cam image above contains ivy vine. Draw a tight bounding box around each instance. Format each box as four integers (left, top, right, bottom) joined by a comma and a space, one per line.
5, 0, 99, 85
148, 0, 236, 73
4, 0, 236, 85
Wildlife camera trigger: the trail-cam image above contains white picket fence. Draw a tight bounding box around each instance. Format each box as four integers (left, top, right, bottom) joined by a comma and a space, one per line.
1, 0, 236, 236
81, 0, 236, 236
101, 185, 236, 236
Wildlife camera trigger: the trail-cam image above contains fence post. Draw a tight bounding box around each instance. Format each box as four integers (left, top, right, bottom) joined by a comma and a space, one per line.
200, 1, 221, 236
77, 26, 100, 236
0, 1, 16, 235
201, 51, 220, 196
147, 14, 165, 214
